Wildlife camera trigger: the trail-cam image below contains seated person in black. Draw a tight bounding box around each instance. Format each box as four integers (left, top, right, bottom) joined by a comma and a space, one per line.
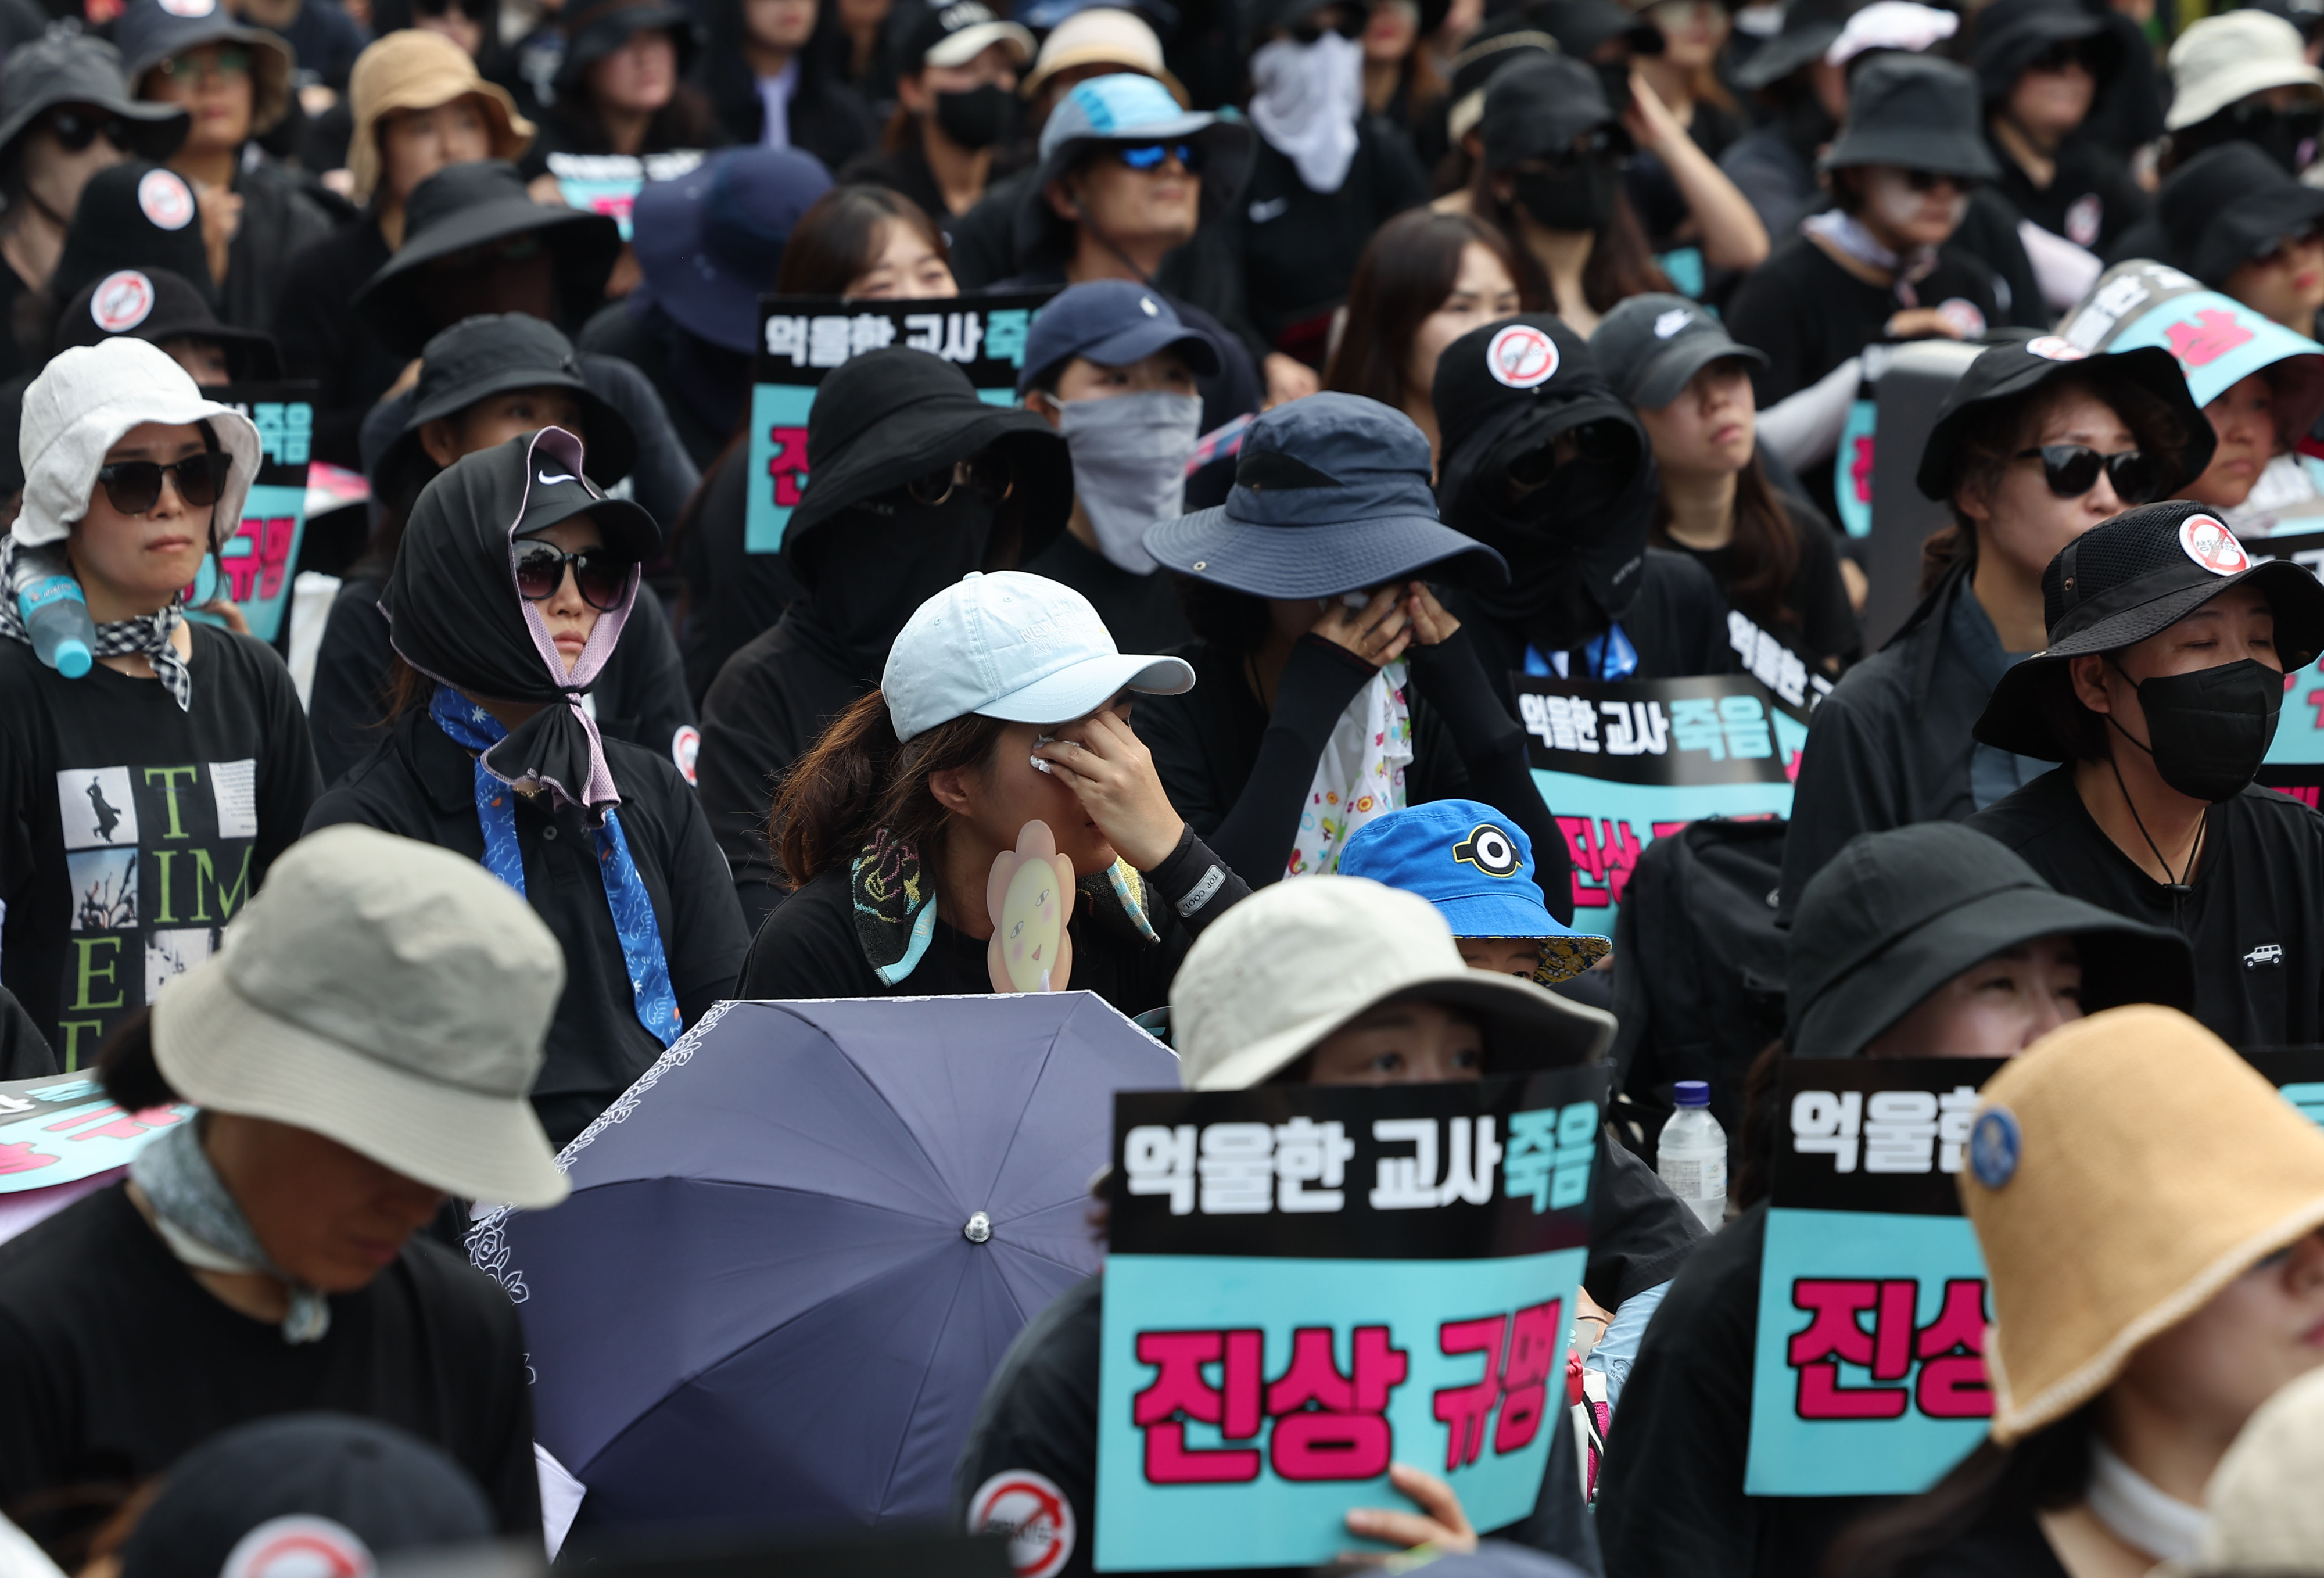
953, 876, 1696, 1576
739, 570, 1247, 1010
313, 313, 695, 786
0, 825, 569, 1549
1134, 393, 1566, 909
1017, 279, 1216, 654
695, 346, 1070, 930
1594, 821, 2192, 1578
307, 428, 747, 1149
1974, 0, 2148, 270
1966, 500, 2324, 1050
1778, 339, 2211, 921
1433, 311, 1734, 701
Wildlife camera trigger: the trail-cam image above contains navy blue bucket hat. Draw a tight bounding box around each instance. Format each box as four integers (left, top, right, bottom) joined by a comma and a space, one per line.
1142, 394, 1508, 598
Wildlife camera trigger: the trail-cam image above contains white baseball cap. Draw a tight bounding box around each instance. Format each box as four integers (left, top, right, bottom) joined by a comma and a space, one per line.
881, 571, 1195, 742
2167, 9, 2324, 132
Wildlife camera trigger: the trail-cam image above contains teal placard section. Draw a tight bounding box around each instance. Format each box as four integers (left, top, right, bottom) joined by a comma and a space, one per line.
743, 383, 1022, 555
2107, 289, 2324, 408
558, 176, 643, 240
1833, 397, 1876, 539
1094, 1249, 1583, 1572
2265, 667, 2324, 767
1529, 705, 1803, 933
0, 1074, 192, 1192
1745, 1208, 1990, 1497
216, 481, 307, 644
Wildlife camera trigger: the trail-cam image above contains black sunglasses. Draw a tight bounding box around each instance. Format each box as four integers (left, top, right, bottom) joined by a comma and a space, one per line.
906, 452, 1015, 508
1114, 141, 1205, 174
1507, 419, 1627, 488
95, 453, 231, 515
2015, 444, 2162, 504
2024, 40, 2091, 75
1289, 10, 1365, 41
513, 541, 636, 611
46, 108, 130, 153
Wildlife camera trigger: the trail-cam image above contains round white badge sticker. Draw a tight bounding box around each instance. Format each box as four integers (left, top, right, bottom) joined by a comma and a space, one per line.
138, 168, 196, 231
2024, 336, 2087, 363
220, 1516, 375, 1578
89, 270, 156, 333
1485, 322, 1559, 390
2179, 512, 2250, 576
967, 1470, 1075, 1578
159, 0, 217, 15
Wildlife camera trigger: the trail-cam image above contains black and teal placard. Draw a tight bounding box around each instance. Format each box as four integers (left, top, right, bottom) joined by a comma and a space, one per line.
744, 291, 1054, 554
185, 381, 317, 645
1095, 1068, 1607, 1570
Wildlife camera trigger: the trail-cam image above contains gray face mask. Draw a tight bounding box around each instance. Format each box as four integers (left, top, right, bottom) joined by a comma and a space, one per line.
1056, 390, 1204, 575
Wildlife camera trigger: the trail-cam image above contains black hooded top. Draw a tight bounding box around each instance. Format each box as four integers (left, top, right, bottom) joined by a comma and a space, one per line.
1433, 314, 1733, 698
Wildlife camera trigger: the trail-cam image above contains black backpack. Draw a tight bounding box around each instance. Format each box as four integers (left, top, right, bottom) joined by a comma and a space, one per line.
1607, 817, 1791, 1152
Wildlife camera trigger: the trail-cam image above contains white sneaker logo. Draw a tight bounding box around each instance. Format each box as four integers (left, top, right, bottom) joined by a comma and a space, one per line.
538, 470, 578, 485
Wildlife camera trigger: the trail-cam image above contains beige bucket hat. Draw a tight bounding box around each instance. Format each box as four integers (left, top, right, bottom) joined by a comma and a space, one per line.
1961, 1005, 2324, 1444
1168, 875, 1613, 1091
150, 824, 571, 1210
2174, 1365, 2324, 1575
2165, 9, 2324, 132
347, 30, 533, 203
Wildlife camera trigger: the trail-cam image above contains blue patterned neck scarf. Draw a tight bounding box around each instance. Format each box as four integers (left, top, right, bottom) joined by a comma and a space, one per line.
432, 687, 682, 1047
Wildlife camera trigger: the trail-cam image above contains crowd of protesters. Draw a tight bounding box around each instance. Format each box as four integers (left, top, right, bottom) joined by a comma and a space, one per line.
2, 0, 2324, 1570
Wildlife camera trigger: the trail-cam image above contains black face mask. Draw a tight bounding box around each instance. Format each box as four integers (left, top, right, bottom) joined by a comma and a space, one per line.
2109, 657, 2284, 803
1464, 450, 1644, 654
1512, 160, 1622, 234
2229, 103, 2324, 175
809, 496, 994, 676
933, 83, 1016, 150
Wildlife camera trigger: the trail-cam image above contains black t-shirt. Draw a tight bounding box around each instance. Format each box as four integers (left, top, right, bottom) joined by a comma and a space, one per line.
675, 447, 806, 706
306, 708, 749, 1148
1595, 1203, 1891, 1578
1232, 120, 1432, 351
1966, 768, 2324, 1050
1662, 494, 1861, 669
1986, 131, 2150, 259
1022, 531, 1191, 657
1726, 234, 2004, 408
0, 626, 322, 1071
738, 826, 1248, 1023
0, 1184, 541, 1539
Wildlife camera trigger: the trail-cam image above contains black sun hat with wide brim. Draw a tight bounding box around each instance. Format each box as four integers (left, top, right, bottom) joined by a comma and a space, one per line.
1914, 338, 2215, 501
1974, 500, 2324, 760
783, 346, 1070, 587
1143, 392, 1508, 599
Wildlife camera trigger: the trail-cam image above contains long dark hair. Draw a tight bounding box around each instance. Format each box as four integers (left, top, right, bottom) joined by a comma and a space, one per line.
1468, 163, 1672, 317
773, 183, 951, 296
694, 0, 853, 142
1325, 209, 1534, 411
1177, 576, 1274, 657
1651, 451, 1806, 630
772, 688, 1007, 886
551, 66, 727, 153
1822, 1410, 2098, 1578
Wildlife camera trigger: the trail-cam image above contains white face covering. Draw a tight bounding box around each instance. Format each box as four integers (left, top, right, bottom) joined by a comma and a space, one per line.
1248, 30, 1365, 194
1864, 167, 1967, 242
1057, 390, 1204, 574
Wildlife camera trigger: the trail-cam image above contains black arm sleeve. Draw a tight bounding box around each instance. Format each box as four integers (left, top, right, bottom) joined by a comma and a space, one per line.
1140, 826, 1250, 937
1195, 636, 1376, 886
1404, 630, 1575, 927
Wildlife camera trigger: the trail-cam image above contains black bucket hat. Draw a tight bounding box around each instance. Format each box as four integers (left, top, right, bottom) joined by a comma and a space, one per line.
353, 161, 622, 357
784, 346, 1070, 584
52, 267, 280, 379
1479, 51, 1629, 170
1787, 822, 2193, 1059
49, 161, 213, 312
1530, 0, 1663, 62
1733, 0, 1864, 91
1823, 52, 2001, 179
1914, 338, 2214, 501
1974, 500, 2324, 759
1144, 393, 1508, 598
374, 313, 634, 511
1974, 0, 2122, 105
1591, 292, 1769, 409
114, 0, 296, 137
1441, 21, 1558, 145
0, 33, 186, 167
2158, 141, 2324, 291
556, 0, 700, 87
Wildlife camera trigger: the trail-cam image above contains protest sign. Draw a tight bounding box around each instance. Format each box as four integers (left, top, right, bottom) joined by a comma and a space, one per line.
546, 150, 705, 241
1095, 1067, 1607, 1571
744, 291, 1055, 554
0, 1068, 188, 1191
182, 382, 320, 644
2234, 528, 2324, 804
1516, 670, 1814, 929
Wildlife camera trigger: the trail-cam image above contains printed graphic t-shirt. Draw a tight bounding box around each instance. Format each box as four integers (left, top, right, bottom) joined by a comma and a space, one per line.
0, 626, 321, 1070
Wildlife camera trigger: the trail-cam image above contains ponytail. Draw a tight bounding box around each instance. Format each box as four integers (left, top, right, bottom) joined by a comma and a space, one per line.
1919, 522, 1977, 598
96, 1007, 178, 1113
772, 690, 1007, 888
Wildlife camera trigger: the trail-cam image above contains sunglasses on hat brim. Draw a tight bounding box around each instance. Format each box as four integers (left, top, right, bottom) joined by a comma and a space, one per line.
2014, 444, 2162, 504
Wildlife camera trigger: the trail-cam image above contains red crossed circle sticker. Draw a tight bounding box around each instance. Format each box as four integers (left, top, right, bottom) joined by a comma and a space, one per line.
90, 270, 155, 333
967, 1469, 1075, 1578
2179, 513, 2250, 576
138, 169, 195, 231
1486, 323, 1559, 390
2024, 335, 2087, 363
220, 1516, 375, 1578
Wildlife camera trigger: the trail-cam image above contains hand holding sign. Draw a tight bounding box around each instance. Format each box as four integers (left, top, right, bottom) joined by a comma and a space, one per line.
987, 821, 1074, 994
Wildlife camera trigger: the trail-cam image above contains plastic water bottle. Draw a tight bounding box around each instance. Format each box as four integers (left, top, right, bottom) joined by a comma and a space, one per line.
9, 543, 94, 678
1658, 1081, 1727, 1230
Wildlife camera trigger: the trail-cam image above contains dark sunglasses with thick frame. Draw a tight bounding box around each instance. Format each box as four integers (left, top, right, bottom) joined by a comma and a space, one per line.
512, 541, 637, 611
44, 107, 131, 153
906, 451, 1016, 508
2014, 443, 2162, 504
95, 453, 232, 515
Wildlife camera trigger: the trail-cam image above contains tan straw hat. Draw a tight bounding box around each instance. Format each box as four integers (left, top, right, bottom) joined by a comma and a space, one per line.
1019, 7, 1189, 106
347, 30, 533, 203
1168, 876, 1612, 1091
150, 824, 571, 1210
1961, 1005, 2324, 1444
